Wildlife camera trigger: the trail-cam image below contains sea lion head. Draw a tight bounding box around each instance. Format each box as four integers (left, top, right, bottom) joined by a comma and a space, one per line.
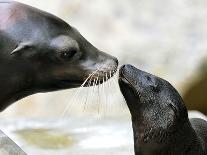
0, 1, 118, 92
119, 64, 188, 143
0, 1, 118, 110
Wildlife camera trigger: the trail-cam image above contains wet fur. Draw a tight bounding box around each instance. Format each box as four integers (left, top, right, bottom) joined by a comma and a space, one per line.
119, 64, 207, 155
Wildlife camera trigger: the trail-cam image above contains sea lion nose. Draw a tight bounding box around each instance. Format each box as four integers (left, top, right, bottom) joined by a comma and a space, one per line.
119, 64, 133, 77
120, 64, 144, 78
114, 58, 118, 66
122, 64, 126, 69
121, 64, 132, 70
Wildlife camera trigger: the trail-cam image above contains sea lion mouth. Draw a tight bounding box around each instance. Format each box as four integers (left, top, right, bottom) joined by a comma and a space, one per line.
82, 67, 118, 87
119, 67, 141, 97
49, 80, 84, 90
119, 68, 142, 112
119, 66, 132, 85
51, 67, 118, 90
118, 75, 141, 99
59, 80, 83, 87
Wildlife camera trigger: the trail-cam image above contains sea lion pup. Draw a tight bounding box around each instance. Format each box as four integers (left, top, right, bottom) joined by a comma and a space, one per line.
119, 64, 207, 155
0, 1, 118, 111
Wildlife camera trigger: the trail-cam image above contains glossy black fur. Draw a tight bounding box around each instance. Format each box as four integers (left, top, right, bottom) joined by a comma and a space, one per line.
119, 64, 207, 155
0, 1, 118, 111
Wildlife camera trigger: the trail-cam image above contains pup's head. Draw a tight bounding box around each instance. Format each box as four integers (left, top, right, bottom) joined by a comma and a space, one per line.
119, 64, 188, 132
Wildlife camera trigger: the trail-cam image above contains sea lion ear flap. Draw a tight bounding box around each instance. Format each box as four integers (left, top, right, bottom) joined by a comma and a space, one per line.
11, 42, 33, 55
169, 100, 180, 117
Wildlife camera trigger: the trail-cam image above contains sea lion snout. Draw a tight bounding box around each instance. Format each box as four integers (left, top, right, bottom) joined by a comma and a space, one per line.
81, 49, 118, 84
119, 64, 158, 95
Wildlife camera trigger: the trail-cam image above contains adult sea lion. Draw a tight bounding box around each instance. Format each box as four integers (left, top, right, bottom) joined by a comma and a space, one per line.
0, 1, 118, 111
119, 64, 207, 155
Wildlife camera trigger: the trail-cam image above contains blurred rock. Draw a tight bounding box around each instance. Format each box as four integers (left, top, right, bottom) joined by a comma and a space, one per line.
0, 117, 133, 155
0, 0, 207, 154
8, 0, 207, 117
183, 58, 207, 114
3, 0, 205, 117
0, 130, 26, 155
16, 128, 74, 150
188, 110, 207, 120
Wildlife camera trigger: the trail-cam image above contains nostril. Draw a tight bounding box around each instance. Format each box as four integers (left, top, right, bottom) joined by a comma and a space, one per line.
122, 64, 126, 69
121, 64, 132, 70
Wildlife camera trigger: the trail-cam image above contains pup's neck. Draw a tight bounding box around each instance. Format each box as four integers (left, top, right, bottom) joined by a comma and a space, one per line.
132, 119, 202, 155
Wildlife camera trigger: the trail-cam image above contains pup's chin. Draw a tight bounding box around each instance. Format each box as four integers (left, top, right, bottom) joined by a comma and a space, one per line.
118, 77, 142, 116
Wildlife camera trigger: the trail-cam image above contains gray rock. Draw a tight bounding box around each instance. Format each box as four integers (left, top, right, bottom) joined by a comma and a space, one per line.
0, 130, 26, 155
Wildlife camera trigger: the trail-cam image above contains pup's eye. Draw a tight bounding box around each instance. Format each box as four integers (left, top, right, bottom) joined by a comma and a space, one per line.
61, 49, 77, 60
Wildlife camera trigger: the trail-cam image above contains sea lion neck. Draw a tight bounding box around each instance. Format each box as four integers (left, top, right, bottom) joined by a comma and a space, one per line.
0, 61, 36, 111
133, 119, 199, 155
119, 64, 207, 155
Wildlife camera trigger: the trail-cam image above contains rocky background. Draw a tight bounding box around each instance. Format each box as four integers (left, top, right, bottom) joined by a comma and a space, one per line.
0, 0, 207, 155
1, 0, 206, 117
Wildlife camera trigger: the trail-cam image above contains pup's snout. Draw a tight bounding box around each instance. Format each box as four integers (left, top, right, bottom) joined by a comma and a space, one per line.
120, 64, 132, 70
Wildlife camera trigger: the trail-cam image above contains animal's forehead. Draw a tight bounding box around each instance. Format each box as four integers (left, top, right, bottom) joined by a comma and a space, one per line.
0, 2, 28, 30
50, 35, 79, 51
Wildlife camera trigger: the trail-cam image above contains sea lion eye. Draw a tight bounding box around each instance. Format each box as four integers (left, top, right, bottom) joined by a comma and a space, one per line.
61, 49, 77, 60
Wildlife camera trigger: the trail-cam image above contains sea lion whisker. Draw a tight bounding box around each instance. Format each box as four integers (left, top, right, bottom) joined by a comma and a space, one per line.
102, 74, 107, 115
94, 75, 99, 87
91, 73, 96, 87
60, 70, 98, 117
101, 77, 106, 115
81, 69, 98, 87
97, 78, 101, 115
60, 86, 83, 118
89, 77, 97, 112
82, 72, 95, 112
106, 72, 113, 112
109, 70, 112, 79
83, 72, 98, 111
92, 76, 99, 115
104, 72, 109, 114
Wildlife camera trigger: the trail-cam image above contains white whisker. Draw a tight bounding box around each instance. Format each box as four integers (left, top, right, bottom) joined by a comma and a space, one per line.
60, 69, 98, 118
82, 72, 95, 112
97, 78, 101, 115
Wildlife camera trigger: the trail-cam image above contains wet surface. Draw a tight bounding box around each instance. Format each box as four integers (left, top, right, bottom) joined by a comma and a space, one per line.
0, 130, 26, 155
0, 117, 134, 155
0, 112, 205, 155
16, 128, 74, 150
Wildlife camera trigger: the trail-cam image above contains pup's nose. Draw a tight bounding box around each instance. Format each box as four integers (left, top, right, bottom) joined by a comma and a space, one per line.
119, 64, 133, 77
114, 58, 119, 66
121, 64, 132, 70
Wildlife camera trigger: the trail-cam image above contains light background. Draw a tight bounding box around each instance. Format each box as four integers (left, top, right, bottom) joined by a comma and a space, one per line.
0, 0, 207, 155
1, 0, 207, 117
